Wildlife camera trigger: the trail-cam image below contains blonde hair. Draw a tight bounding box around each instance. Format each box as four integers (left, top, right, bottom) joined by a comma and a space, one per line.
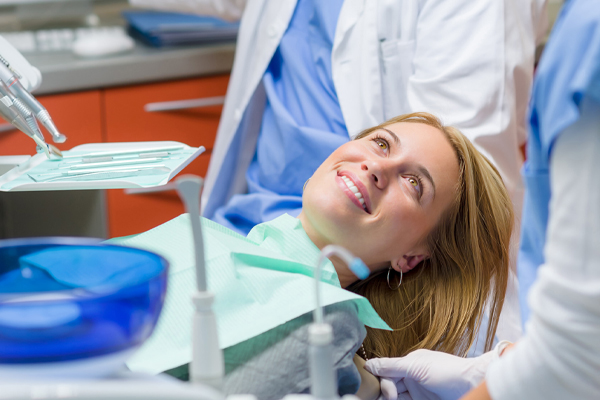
348, 112, 513, 358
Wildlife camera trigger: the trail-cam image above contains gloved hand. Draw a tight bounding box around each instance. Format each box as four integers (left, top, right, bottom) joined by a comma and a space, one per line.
365, 342, 511, 400
380, 377, 442, 400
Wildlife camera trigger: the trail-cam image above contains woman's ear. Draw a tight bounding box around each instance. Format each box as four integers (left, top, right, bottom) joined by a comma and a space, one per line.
392, 254, 427, 274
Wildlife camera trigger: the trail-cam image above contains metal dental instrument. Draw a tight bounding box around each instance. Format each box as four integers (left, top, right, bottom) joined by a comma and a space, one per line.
31, 163, 169, 179
29, 166, 170, 183
0, 94, 36, 139
80, 151, 175, 163
30, 134, 63, 160
0, 35, 66, 159
58, 151, 175, 165
6, 78, 66, 144
0, 98, 62, 160
62, 146, 186, 160
61, 157, 169, 170
0, 79, 44, 142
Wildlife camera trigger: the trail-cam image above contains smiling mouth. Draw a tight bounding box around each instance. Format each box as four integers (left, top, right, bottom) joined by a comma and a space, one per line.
339, 175, 370, 213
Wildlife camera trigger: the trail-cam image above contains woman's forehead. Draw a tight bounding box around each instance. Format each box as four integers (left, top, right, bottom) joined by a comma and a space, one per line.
382, 121, 443, 140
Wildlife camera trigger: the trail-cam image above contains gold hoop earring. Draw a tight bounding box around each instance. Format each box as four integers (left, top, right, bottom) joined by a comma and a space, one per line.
387, 266, 402, 290
303, 178, 310, 192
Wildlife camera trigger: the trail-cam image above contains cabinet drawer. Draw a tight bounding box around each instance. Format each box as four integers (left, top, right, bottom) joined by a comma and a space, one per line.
103, 75, 229, 149
0, 90, 103, 156
103, 75, 229, 237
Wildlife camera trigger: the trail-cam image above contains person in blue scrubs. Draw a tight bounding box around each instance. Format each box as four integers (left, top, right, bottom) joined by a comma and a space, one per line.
211, 1, 348, 234
365, 1, 600, 399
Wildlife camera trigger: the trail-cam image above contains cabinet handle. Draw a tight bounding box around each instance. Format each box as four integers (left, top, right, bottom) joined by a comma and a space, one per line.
144, 96, 226, 112
0, 123, 17, 133
125, 182, 177, 195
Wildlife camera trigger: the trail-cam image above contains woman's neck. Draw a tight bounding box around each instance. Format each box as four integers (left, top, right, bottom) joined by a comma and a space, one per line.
330, 256, 360, 288
297, 211, 358, 289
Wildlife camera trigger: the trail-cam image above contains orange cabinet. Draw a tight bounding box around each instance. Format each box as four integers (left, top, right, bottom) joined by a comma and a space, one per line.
0, 90, 103, 156
103, 74, 230, 237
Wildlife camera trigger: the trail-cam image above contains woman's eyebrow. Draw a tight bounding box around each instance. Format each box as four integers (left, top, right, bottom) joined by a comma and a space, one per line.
381, 128, 401, 146
417, 165, 436, 200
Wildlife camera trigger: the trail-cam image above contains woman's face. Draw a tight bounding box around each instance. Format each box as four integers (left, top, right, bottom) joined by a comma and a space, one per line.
298, 122, 460, 273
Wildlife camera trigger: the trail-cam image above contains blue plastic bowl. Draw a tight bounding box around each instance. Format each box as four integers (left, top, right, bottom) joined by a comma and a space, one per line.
0, 237, 168, 365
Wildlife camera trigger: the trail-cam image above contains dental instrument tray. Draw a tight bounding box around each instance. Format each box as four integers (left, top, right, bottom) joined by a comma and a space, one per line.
0, 141, 204, 192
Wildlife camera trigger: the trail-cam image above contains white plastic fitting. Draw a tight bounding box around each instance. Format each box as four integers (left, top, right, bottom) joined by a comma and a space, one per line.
191, 291, 224, 390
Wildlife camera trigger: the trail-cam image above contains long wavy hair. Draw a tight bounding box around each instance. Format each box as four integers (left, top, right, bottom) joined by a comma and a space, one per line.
348, 112, 513, 358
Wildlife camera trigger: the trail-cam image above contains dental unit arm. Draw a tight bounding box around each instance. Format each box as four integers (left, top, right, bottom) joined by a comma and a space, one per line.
284, 245, 369, 400
0, 35, 65, 159
174, 175, 225, 391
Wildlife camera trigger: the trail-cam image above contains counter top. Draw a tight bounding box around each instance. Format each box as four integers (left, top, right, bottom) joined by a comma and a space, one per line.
27, 40, 236, 95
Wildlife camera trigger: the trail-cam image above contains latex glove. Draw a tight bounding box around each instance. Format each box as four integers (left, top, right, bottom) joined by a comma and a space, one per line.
365, 342, 510, 400
380, 377, 441, 400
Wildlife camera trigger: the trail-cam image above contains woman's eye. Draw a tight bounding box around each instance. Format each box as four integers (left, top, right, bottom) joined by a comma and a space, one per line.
407, 177, 421, 194
374, 138, 389, 152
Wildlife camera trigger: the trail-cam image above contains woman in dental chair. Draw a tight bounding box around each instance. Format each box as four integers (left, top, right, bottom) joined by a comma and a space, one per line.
114, 112, 513, 400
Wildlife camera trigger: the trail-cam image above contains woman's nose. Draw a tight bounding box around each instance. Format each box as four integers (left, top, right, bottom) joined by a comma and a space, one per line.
361, 160, 389, 189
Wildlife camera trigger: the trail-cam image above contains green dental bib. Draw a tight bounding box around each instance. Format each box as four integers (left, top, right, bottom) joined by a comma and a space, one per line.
108, 213, 390, 374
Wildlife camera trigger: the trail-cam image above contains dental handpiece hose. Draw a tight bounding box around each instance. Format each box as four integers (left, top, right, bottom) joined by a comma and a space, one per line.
0, 79, 43, 141
0, 61, 65, 143
9, 79, 65, 143
175, 175, 224, 391
176, 176, 206, 292
311, 245, 370, 400
0, 96, 35, 139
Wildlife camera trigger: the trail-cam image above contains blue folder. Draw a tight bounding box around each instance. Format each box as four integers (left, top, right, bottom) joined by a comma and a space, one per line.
123, 11, 239, 47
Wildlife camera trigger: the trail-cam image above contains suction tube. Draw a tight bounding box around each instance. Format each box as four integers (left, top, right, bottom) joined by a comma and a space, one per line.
310, 245, 369, 400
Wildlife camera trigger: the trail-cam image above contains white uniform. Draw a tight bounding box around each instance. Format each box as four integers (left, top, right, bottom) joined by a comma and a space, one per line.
130, 0, 548, 348
487, 97, 600, 400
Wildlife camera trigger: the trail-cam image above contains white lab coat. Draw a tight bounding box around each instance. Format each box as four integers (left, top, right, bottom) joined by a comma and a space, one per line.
130, 0, 547, 348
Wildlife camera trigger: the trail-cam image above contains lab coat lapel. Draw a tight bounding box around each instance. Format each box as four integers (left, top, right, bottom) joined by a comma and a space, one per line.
333, 0, 364, 39
333, 0, 385, 137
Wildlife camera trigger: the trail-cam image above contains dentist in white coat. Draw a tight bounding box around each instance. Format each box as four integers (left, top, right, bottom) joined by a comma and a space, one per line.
130, 0, 547, 355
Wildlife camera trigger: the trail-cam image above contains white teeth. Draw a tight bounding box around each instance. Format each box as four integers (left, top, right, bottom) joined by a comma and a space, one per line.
341, 175, 366, 209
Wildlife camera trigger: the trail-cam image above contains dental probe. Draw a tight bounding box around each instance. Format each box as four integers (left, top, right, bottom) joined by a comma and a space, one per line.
62, 145, 185, 159
33, 163, 168, 177
62, 157, 167, 170
29, 166, 169, 183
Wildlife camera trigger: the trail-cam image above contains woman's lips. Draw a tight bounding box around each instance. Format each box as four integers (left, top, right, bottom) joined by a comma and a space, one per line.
336, 172, 371, 214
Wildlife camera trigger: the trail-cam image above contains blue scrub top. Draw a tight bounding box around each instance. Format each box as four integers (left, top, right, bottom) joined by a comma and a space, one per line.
518, 0, 600, 325
211, 0, 347, 235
